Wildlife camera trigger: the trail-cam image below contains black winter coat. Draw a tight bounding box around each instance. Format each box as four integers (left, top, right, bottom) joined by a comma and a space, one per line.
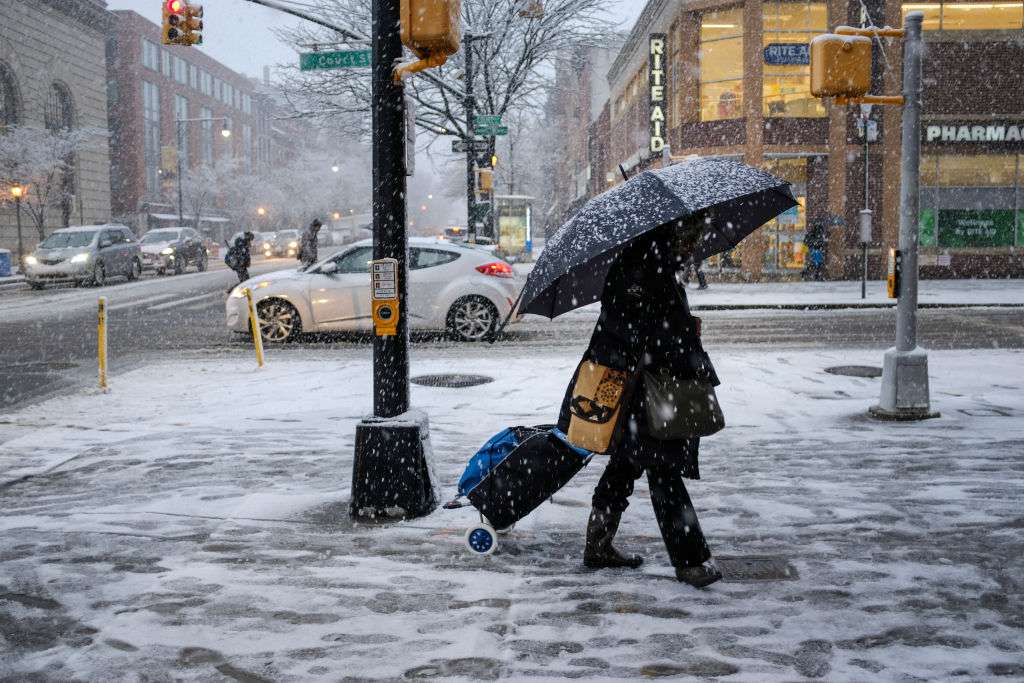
557, 235, 720, 479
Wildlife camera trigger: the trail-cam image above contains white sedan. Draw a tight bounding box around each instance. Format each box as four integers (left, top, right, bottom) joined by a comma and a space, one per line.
226, 238, 522, 342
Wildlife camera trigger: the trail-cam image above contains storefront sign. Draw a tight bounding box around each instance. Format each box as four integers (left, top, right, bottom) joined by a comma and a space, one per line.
763, 43, 810, 65
924, 123, 1024, 144
938, 209, 1016, 248
649, 34, 668, 154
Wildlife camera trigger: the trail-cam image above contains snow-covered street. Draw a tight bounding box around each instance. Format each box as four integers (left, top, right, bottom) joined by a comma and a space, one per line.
2, 347, 1022, 680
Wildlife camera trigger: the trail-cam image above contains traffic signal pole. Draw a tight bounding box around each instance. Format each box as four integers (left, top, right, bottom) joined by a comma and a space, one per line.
871, 11, 938, 421
350, 0, 435, 520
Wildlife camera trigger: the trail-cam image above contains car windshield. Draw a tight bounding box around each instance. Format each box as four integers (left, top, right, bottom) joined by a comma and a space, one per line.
39, 231, 97, 249
279, 231, 299, 239
142, 230, 180, 243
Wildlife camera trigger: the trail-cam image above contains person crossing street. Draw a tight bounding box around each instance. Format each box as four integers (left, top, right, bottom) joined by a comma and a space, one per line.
298, 219, 323, 269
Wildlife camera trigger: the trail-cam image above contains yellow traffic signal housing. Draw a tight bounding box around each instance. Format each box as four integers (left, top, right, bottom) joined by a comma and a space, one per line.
477, 168, 494, 192
163, 1, 203, 46
809, 34, 872, 98
394, 0, 461, 82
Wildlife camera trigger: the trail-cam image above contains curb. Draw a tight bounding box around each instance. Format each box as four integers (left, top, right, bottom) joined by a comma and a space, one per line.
690, 302, 1024, 311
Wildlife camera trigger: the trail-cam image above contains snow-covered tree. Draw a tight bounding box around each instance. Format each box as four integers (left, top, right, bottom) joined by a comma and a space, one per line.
0, 125, 107, 237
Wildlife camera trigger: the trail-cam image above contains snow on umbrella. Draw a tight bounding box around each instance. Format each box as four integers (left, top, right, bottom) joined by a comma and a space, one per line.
517, 157, 798, 319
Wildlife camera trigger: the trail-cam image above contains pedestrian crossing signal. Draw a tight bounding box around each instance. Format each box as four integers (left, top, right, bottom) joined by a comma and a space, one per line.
163, 1, 203, 46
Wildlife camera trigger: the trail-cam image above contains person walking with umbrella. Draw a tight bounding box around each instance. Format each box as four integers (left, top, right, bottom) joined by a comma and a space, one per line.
508, 156, 798, 587
556, 223, 724, 587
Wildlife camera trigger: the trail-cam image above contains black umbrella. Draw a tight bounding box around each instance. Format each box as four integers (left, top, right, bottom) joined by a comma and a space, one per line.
518, 157, 797, 319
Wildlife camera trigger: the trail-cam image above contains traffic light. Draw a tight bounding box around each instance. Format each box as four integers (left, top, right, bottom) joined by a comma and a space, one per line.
490, 153, 498, 169
809, 34, 872, 98
395, 0, 461, 80
477, 168, 494, 193
163, 0, 203, 46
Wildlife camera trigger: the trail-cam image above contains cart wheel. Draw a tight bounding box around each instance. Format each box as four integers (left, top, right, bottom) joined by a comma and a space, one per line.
496, 522, 515, 535
465, 524, 497, 555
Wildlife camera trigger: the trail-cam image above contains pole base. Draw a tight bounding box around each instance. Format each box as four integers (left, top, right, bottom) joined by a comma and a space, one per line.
872, 346, 938, 421
350, 409, 436, 521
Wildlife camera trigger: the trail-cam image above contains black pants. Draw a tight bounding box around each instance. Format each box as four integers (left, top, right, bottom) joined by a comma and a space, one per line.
235, 267, 249, 283
592, 453, 711, 569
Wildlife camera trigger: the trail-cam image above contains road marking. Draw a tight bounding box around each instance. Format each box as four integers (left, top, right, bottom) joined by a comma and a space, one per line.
108, 293, 184, 312
146, 291, 223, 312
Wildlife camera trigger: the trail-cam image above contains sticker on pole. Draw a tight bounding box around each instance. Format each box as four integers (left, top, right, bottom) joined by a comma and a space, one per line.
371, 258, 400, 336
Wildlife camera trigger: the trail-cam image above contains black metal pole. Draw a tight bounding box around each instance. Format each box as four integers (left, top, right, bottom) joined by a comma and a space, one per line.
176, 120, 185, 224
464, 39, 477, 243
371, 0, 408, 418
15, 195, 23, 271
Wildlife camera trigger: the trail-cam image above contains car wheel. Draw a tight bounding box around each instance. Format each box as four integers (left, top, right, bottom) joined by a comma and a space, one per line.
126, 258, 142, 281
28, 281, 45, 290
447, 296, 498, 342
92, 262, 106, 287
196, 252, 208, 272
256, 299, 301, 343
156, 267, 166, 275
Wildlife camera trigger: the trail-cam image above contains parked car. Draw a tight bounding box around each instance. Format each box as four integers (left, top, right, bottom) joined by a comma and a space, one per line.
226, 237, 521, 342
140, 227, 209, 275
24, 224, 142, 289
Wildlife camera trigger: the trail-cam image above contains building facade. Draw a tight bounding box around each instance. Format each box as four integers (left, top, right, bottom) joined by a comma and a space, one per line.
106, 10, 261, 240
0, 0, 113, 253
596, 0, 1024, 280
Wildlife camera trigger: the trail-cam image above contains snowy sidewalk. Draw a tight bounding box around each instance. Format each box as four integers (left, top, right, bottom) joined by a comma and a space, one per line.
1, 349, 1023, 680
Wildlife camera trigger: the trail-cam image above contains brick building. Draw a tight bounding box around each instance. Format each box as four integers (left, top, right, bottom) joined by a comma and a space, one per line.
106, 10, 263, 240
590, 0, 1024, 280
0, 0, 113, 254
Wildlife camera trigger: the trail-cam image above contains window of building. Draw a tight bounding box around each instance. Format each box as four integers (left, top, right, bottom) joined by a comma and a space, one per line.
763, 1, 828, 117
161, 50, 172, 78
699, 7, 744, 121
0, 61, 20, 127
174, 57, 188, 85
174, 94, 189, 166
201, 70, 212, 96
761, 157, 809, 269
242, 94, 252, 115
199, 106, 214, 165
141, 38, 160, 71
189, 64, 198, 90
920, 153, 1023, 247
242, 124, 252, 168
142, 81, 161, 195
44, 82, 74, 132
234, 89, 241, 110
902, 2, 1023, 30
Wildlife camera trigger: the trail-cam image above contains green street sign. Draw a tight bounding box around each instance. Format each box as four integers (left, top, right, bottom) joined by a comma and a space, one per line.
474, 114, 502, 126
474, 125, 509, 136
300, 49, 372, 71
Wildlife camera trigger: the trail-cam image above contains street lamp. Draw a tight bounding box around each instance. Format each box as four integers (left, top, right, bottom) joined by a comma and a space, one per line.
221, 121, 232, 138
257, 206, 266, 217
10, 184, 24, 271
333, 211, 341, 220
331, 165, 340, 173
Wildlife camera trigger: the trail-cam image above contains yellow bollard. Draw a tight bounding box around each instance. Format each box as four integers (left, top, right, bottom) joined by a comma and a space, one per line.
97, 296, 108, 391
243, 287, 265, 368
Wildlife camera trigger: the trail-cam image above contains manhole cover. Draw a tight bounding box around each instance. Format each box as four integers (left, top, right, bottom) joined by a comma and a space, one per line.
717, 556, 798, 582
825, 365, 883, 378
411, 374, 494, 388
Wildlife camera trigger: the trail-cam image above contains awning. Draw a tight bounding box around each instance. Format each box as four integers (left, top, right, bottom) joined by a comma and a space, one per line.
150, 213, 230, 223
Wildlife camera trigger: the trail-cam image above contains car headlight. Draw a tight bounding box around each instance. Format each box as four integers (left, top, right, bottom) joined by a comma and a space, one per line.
24, 255, 38, 265
70, 253, 90, 263
229, 287, 245, 298
160, 247, 174, 255
289, 241, 298, 248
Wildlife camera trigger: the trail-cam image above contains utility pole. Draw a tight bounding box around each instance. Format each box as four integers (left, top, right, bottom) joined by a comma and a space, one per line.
859, 103, 873, 300
871, 11, 938, 420
176, 121, 185, 224
349, 0, 436, 521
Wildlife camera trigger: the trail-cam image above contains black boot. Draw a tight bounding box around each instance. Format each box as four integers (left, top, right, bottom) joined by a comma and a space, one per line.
675, 559, 723, 588
583, 508, 643, 569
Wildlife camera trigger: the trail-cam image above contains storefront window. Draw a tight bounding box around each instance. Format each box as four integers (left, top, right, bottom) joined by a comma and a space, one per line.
700, 8, 744, 121
920, 154, 1022, 247
902, 2, 1024, 30
763, 157, 809, 269
763, 2, 827, 117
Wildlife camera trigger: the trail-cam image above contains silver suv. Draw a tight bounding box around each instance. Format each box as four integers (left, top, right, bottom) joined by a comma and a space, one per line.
24, 224, 143, 289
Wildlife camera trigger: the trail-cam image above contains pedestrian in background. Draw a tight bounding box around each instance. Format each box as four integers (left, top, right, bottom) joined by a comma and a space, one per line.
299, 218, 323, 268
559, 224, 725, 588
682, 257, 709, 289
225, 231, 254, 288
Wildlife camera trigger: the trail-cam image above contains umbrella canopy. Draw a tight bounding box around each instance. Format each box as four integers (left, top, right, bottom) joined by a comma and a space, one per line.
519, 157, 797, 319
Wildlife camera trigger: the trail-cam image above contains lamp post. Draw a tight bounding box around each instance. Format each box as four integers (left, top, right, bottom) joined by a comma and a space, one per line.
176, 116, 231, 224
11, 184, 24, 271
